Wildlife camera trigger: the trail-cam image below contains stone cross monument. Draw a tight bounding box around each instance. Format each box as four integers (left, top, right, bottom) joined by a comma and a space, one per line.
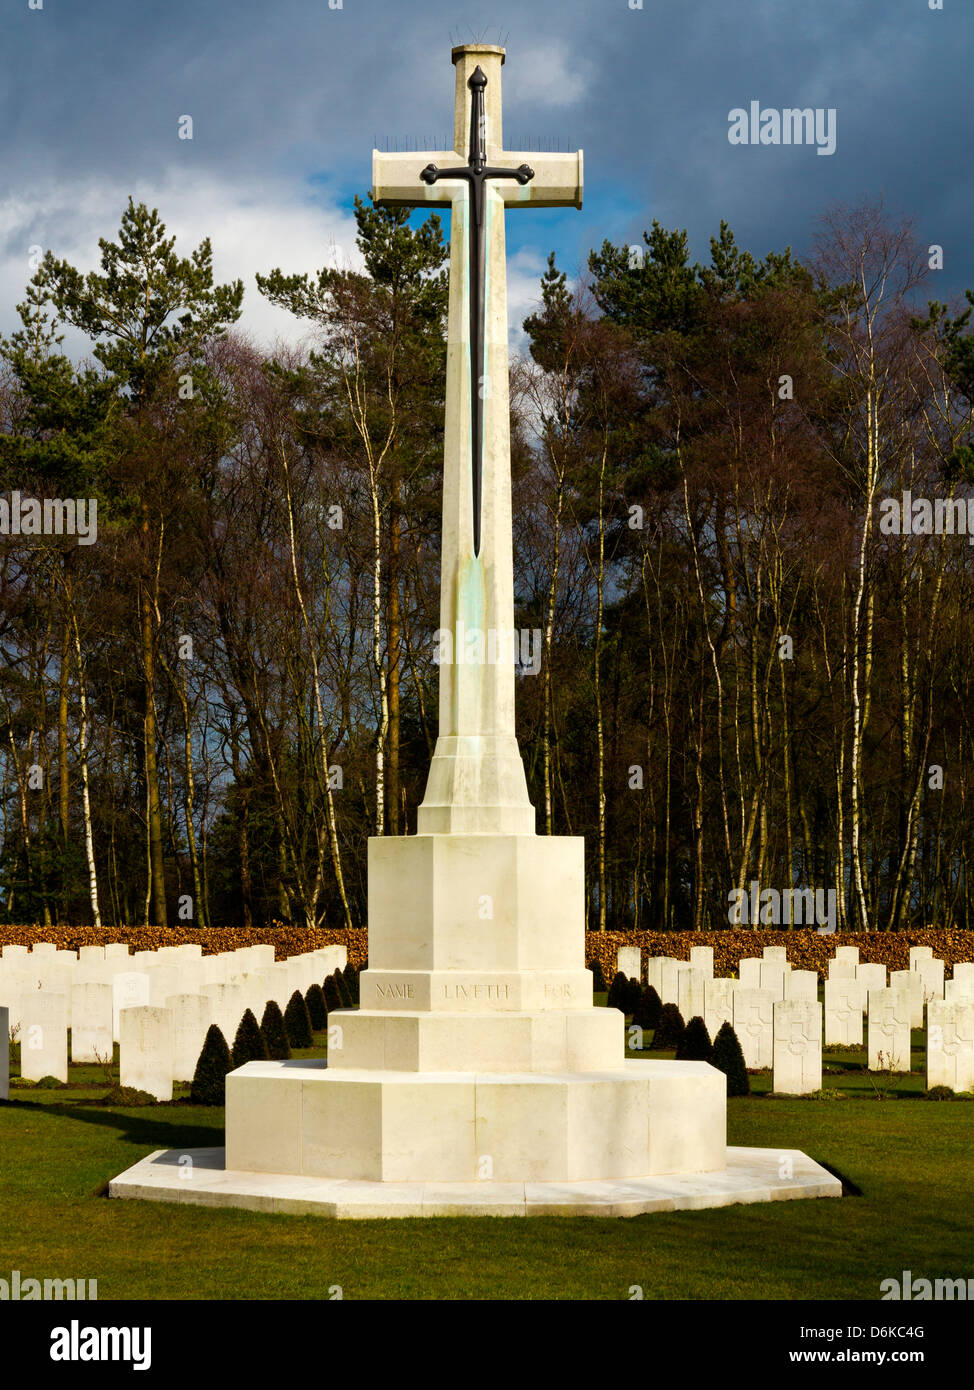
223, 43, 726, 1192
196, 45, 835, 1214
372, 44, 582, 838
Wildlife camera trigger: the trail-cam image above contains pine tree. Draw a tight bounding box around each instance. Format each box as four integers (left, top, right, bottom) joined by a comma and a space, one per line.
676, 1015, 713, 1061
305, 983, 327, 1030
191, 1025, 232, 1106
324, 976, 343, 1013
342, 962, 360, 1006
260, 1000, 292, 1060
624, 977, 642, 1016
284, 990, 314, 1049
334, 969, 353, 1009
231, 1009, 268, 1068
633, 984, 662, 1030
712, 1021, 750, 1096
652, 1003, 686, 1052
607, 971, 628, 1011
589, 959, 607, 993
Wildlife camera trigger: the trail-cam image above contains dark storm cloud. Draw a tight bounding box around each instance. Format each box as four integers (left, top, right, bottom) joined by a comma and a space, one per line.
0, 0, 970, 348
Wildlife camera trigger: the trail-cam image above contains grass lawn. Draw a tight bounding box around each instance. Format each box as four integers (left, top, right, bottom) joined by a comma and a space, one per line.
3, 1021, 973, 1299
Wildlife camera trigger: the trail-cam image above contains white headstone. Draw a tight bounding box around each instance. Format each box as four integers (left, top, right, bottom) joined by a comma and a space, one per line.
119, 1006, 173, 1101
677, 967, 706, 1024
762, 946, 787, 963
890, 969, 924, 1028
70, 983, 113, 1064
647, 956, 668, 996
856, 962, 887, 1002
786, 969, 819, 1002
659, 958, 687, 1005
912, 957, 945, 1004
0, 1006, 8, 1100
704, 977, 735, 1040
867, 987, 911, 1071
909, 946, 933, 967
112, 972, 151, 1040
166, 994, 211, 1081
78, 946, 106, 966
827, 957, 857, 980
773, 998, 822, 1094
738, 958, 762, 988
104, 943, 131, 961
147, 965, 182, 1008
927, 999, 974, 1092
834, 945, 860, 964
20, 991, 68, 1082
945, 977, 974, 1004
759, 961, 789, 999
952, 963, 974, 986
30, 943, 56, 958
689, 946, 714, 977
732, 987, 775, 1068
824, 978, 863, 1045
1, 945, 29, 965
617, 947, 641, 981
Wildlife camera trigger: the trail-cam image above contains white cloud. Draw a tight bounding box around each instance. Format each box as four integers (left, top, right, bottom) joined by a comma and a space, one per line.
510, 42, 591, 109
0, 170, 364, 359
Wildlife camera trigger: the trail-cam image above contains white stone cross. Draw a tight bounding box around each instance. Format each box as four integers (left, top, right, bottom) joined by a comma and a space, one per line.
372, 45, 582, 835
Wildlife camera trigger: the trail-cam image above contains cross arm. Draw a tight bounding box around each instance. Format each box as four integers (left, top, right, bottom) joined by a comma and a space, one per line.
371, 149, 462, 207
494, 150, 583, 209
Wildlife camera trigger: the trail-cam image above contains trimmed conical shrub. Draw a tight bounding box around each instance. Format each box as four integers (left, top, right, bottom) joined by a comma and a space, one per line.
676, 1015, 713, 1061
607, 971, 628, 1011
261, 1000, 292, 1060
324, 975, 343, 1013
191, 1025, 232, 1106
305, 983, 327, 1030
623, 976, 642, 1017
231, 1009, 268, 1069
712, 1021, 750, 1096
334, 969, 353, 1009
652, 1003, 686, 1052
284, 990, 314, 1049
590, 959, 607, 994
342, 962, 360, 1006
633, 984, 662, 1031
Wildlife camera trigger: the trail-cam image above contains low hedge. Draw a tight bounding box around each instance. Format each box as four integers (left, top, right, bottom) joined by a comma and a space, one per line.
585, 929, 974, 983
0, 924, 369, 968
3, 924, 972, 984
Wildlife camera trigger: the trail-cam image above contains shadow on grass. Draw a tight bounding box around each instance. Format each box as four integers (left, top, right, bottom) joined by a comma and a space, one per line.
9, 1095, 222, 1152
817, 1160, 864, 1197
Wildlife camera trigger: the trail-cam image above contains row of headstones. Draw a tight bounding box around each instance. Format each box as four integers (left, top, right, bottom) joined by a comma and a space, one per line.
616, 943, 974, 1094
0, 941, 348, 1101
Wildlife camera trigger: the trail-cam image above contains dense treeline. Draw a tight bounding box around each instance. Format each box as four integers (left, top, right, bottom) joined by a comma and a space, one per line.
1, 194, 973, 931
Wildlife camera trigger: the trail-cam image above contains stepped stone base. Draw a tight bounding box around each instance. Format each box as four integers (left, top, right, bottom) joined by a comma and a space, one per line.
328, 1007, 622, 1072
224, 1058, 726, 1184
109, 1145, 842, 1218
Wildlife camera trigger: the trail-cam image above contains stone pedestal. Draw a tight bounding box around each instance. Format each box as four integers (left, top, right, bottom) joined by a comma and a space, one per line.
227, 831, 727, 1186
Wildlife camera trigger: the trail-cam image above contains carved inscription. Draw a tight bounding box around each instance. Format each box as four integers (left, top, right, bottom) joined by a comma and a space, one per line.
375, 982, 415, 1000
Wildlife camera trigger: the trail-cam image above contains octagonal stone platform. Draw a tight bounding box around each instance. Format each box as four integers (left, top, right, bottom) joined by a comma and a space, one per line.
109, 1144, 842, 1218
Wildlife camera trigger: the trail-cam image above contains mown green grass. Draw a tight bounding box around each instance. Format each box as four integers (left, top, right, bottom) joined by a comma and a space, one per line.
3, 1022, 972, 1299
